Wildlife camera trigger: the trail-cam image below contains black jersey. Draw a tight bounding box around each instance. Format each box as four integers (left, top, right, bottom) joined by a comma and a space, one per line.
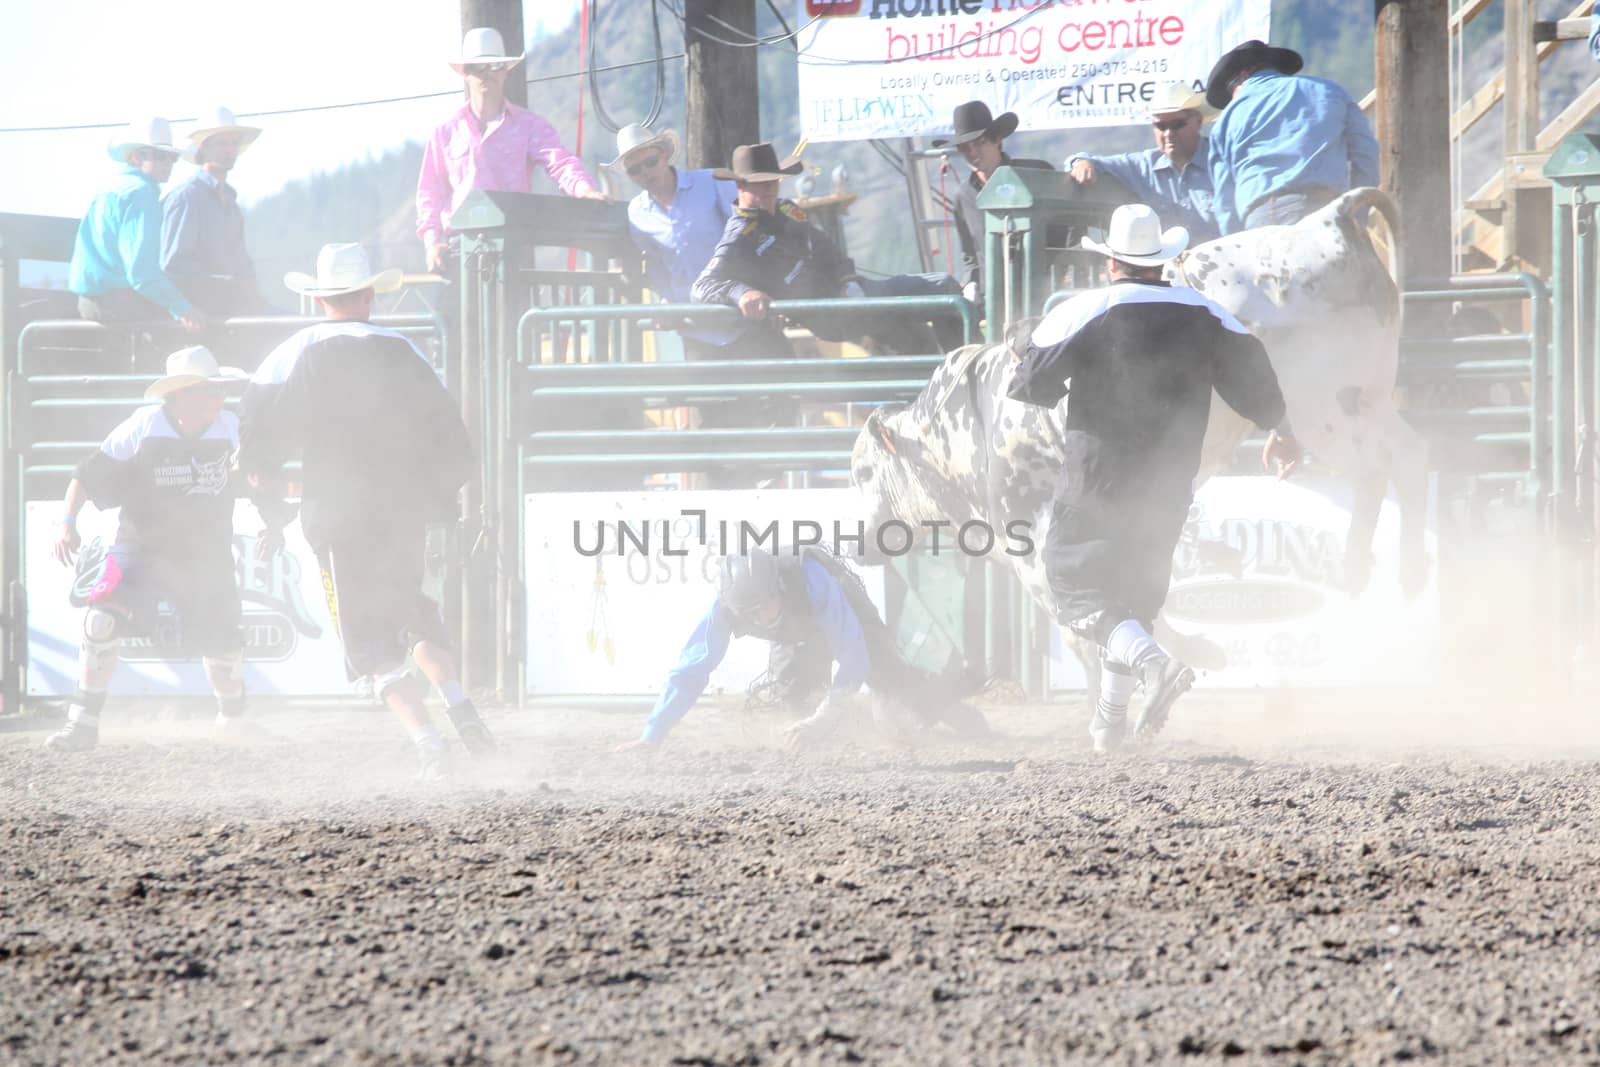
75, 404, 238, 548
238, 321, 472, 547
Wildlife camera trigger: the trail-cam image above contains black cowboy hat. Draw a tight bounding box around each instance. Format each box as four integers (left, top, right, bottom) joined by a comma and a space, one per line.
711, 142, 804, 182
1205, 40, 1304, 109
932, 100, 1019, 148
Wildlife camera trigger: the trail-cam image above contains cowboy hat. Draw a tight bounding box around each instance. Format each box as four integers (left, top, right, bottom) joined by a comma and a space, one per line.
449, 27, 523, 73
1205, 40, 1304, 109
932, 100, 1019, 148
607, 123, 679, 171
711, 142, 803, 182
283, 243, 403, 298
1148, 81, 1216, 121
1081, 204, 1189, 267
107, 116, 179, 165
186, 105, 262, 154
145, 345, 247, 401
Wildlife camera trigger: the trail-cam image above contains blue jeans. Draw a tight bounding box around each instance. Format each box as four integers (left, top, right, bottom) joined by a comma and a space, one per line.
1243, 188, 1339, 229
806, 272, 964, 354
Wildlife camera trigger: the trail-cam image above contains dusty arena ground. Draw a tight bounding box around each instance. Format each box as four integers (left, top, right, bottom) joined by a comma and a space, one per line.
3, 690, 1600, 1065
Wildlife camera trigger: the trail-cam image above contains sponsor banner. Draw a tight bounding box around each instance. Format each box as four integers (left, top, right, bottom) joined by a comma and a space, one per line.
796, 0, 1270, 142
1048, 475, 1441, 690
25, 502, 352, 696
524, 489, 885, 698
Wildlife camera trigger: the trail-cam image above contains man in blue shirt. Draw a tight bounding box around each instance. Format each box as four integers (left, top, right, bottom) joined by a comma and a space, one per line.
70, 117, 206, 335
1204, 40, 1380, 235
619, 548, 989, 751
1067, 82, 1220, 244
162, 106, 265, 319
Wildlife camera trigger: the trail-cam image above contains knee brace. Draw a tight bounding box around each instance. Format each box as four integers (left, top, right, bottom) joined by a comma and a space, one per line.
202, 651, 245, 697
81, 608, 121, 673
373, 664, 418, 700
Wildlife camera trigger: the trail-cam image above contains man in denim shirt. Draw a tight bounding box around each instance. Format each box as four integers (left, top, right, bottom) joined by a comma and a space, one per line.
162, 106, 265, 319
1204, 40, 1379, 235
1067, 82, 1219, 244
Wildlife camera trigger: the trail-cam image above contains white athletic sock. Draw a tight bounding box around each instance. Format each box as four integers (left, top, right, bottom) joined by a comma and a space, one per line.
411, 725, 445, 751
1105, 620, 1162, 670
66, 705, 100, 725
1097, 663, 1137, 716
439, 681, 467, 708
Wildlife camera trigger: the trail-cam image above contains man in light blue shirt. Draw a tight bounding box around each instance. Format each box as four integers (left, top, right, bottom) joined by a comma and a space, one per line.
1204, 40, 1380, 235
612, 123, 753, 355
1067, 82, 1220, 244
70, 117, 205, 334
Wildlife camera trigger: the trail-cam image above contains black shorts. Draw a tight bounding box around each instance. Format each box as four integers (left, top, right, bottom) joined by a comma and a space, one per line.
79, 537, 243, 658
1043, 434, 1191, 644
315, 524, 449, 681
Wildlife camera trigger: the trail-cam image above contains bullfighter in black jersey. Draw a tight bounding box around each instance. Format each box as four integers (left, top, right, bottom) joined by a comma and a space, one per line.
238, 243, 489, 780
1008, 204, 1302, 752
46, 346, 251, 751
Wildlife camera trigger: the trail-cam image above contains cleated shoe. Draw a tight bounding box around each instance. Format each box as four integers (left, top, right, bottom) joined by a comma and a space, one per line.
415, 742, 452, 784
1133, 655, 1195, 742
45, 716, 100, 752
445, 701, 498, 758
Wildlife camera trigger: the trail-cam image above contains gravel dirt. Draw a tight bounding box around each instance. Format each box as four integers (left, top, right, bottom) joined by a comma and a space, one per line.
3, 691, 1599, 1066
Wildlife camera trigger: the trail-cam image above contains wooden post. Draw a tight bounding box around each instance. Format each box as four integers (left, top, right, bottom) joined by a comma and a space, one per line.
1501, 0, 1540, 266
1375, 0, 1452, 288
461, 0, 528, 109
685, 0, 760, 170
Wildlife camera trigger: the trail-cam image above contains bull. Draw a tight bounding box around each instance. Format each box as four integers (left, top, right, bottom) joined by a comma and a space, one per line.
849, 188, 1427, 697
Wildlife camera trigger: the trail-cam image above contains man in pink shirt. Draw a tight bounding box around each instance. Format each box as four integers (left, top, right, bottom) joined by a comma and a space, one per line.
417, 27, 606, 274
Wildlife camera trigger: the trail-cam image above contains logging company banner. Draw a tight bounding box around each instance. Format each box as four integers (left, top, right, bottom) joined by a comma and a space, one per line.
795, 0, 1271, 142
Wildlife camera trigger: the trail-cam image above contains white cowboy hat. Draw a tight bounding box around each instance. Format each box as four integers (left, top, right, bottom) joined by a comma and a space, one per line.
145, 345, 247, 401
1148, 81, 1216, 120
283, 243, 403, 298
187, 106, 262, 154
107, 116, 178, 164
449, 27, 524, 73
606, 123, 679, 171
1082, 204, 1190, 266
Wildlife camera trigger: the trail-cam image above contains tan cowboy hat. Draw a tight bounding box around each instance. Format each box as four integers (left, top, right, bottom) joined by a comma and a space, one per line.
284, 243, 403, 298
607, 123, 679, 170
1148, 82, 1216, 121
145, 345, 247, 401
187, 106, 262, 153
711, 142, 803, 182
1082, 204, 1189, 267
449, 27, 524, 73
107, 116, 178, 164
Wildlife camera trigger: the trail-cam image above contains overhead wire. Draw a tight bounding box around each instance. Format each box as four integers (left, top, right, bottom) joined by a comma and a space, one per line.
587, 0, 669, 133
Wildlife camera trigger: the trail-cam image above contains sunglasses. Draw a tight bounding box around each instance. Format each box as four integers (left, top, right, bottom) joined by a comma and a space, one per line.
1151, 117, 1192, 132
465, 63, 510, 76
626, 154, 662, 177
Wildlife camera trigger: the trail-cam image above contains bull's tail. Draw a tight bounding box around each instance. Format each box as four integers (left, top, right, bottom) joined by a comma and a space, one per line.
1339, 186, 1402, 286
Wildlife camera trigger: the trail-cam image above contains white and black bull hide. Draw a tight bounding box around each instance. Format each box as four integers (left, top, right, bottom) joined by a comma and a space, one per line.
850, 188, 1427, 683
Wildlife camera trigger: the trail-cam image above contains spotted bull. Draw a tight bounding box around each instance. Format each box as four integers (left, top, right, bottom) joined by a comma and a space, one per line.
850, 188, 1427, 684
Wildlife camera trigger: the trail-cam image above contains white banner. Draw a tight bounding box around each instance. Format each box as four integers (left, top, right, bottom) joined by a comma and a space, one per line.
795, 0, 1270, 142
25, 502, 353, 697
1048, 475, 1441, 691
524, 489, 884, 698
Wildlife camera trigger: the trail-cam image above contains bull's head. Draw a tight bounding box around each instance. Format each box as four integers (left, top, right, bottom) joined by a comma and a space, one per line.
850, 405, 953, 534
